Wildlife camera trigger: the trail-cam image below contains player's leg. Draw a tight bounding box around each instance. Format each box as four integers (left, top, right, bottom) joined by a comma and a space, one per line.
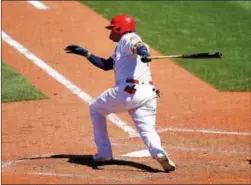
128, 97, 176, 172
89, 104, 113, 161
89, 86, 128, 161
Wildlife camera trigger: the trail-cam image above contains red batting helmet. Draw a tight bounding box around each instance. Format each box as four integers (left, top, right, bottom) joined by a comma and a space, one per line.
105, 14, 136, 36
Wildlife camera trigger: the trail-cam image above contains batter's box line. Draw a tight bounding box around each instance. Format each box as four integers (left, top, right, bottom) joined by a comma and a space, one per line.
2, 154, 165, 182
7, 171, 151, 183
156, 127, 251, 136
1, 153, 61, 168
118, 145, 250, 157
110, 126, 251, 139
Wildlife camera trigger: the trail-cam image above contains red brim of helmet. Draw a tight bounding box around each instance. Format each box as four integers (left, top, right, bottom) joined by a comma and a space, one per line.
105, 24, 114, 30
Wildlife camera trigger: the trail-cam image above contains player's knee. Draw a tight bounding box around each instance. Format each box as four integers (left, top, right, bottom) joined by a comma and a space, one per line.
89, 102, 96, 113
89, 102, 103, 115
89, 100, 109, 116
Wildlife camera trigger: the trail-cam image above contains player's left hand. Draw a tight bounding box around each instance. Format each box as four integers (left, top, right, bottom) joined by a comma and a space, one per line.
141, 53, 152, 63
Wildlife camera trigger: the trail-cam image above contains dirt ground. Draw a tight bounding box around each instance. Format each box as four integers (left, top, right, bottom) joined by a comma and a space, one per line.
2, 1, 250, 184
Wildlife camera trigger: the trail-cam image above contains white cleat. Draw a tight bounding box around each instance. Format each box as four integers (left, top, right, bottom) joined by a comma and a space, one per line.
92, 154, 113, 162
155, 155, 176, 172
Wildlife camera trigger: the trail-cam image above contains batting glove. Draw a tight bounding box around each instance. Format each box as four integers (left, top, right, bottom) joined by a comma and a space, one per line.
65, 45, 89, 57
141, 53, 152, 63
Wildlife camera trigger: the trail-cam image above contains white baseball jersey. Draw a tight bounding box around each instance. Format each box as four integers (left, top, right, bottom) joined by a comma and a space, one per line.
111, 32, 152, 85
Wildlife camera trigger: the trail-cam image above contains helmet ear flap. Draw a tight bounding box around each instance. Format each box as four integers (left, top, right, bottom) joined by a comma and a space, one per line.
115, 27, 121, 32
113, 26, 122, 36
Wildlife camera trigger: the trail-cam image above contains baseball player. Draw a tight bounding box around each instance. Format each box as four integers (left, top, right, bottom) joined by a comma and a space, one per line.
65, 14, 175, 172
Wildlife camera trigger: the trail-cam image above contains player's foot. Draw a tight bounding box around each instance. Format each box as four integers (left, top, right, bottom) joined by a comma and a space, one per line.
155, 155, 176, 172
92, 153, 113, 162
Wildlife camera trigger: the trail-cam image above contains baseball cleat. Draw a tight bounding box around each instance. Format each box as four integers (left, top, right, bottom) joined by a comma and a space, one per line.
155, 155, 176, 172
92, 154, 113, 162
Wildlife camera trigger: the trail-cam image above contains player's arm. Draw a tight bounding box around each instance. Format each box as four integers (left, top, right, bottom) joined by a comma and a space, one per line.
131, 42, 152, 63
64, 45, 114, 71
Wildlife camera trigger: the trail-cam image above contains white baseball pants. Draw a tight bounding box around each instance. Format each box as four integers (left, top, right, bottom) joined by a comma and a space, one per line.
89, 83, 167, 158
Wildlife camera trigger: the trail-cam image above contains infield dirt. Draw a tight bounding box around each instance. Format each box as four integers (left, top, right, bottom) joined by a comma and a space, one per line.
2, 1, 250, 184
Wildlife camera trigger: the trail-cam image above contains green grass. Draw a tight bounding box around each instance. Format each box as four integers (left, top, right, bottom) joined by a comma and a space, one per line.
2, 62, 47, 103
232, 1, 251, 11
82, 1, 250, 91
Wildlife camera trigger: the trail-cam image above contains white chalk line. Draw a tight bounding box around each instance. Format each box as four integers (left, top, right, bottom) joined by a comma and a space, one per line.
24, 172, 147, 182
27, 0, 48, 10
1, 145, 249, 180
81, 138, 251, 155
156, 127, 251, 136
113, 143, 250, 155
121, 146, 250, 158
28, 172, 88, 178
1, 153, 58, 168
2, 155, 149, 181
2, 31, 138, 138
3, 169, 139, 182
2, 138, 250, 168
1, 160, 25, 167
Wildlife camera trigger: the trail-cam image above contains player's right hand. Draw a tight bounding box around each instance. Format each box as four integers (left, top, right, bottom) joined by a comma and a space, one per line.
141, 53, 152, 63
64, 45, 89, 56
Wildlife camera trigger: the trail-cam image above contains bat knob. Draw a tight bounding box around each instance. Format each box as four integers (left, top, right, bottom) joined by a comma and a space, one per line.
215, 52, 223, 58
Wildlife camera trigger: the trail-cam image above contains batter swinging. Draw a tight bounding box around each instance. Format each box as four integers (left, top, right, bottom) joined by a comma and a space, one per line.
65, 14, 175, 172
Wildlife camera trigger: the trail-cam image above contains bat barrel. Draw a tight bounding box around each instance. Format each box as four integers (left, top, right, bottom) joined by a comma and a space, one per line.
182, 52, 223, 59
215, 52, 223, 58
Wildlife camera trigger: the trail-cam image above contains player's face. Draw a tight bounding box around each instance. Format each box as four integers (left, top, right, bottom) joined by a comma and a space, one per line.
109, 30, 121, 42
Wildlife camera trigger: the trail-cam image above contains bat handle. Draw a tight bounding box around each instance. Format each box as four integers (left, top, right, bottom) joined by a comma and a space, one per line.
148, 54, 183, 59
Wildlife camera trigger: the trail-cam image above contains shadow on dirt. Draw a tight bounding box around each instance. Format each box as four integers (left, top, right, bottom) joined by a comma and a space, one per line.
20, 154, 163, 173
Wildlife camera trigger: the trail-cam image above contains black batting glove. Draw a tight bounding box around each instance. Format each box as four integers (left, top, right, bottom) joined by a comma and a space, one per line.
64, 45, 89, 57
141, 53, 152, 63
